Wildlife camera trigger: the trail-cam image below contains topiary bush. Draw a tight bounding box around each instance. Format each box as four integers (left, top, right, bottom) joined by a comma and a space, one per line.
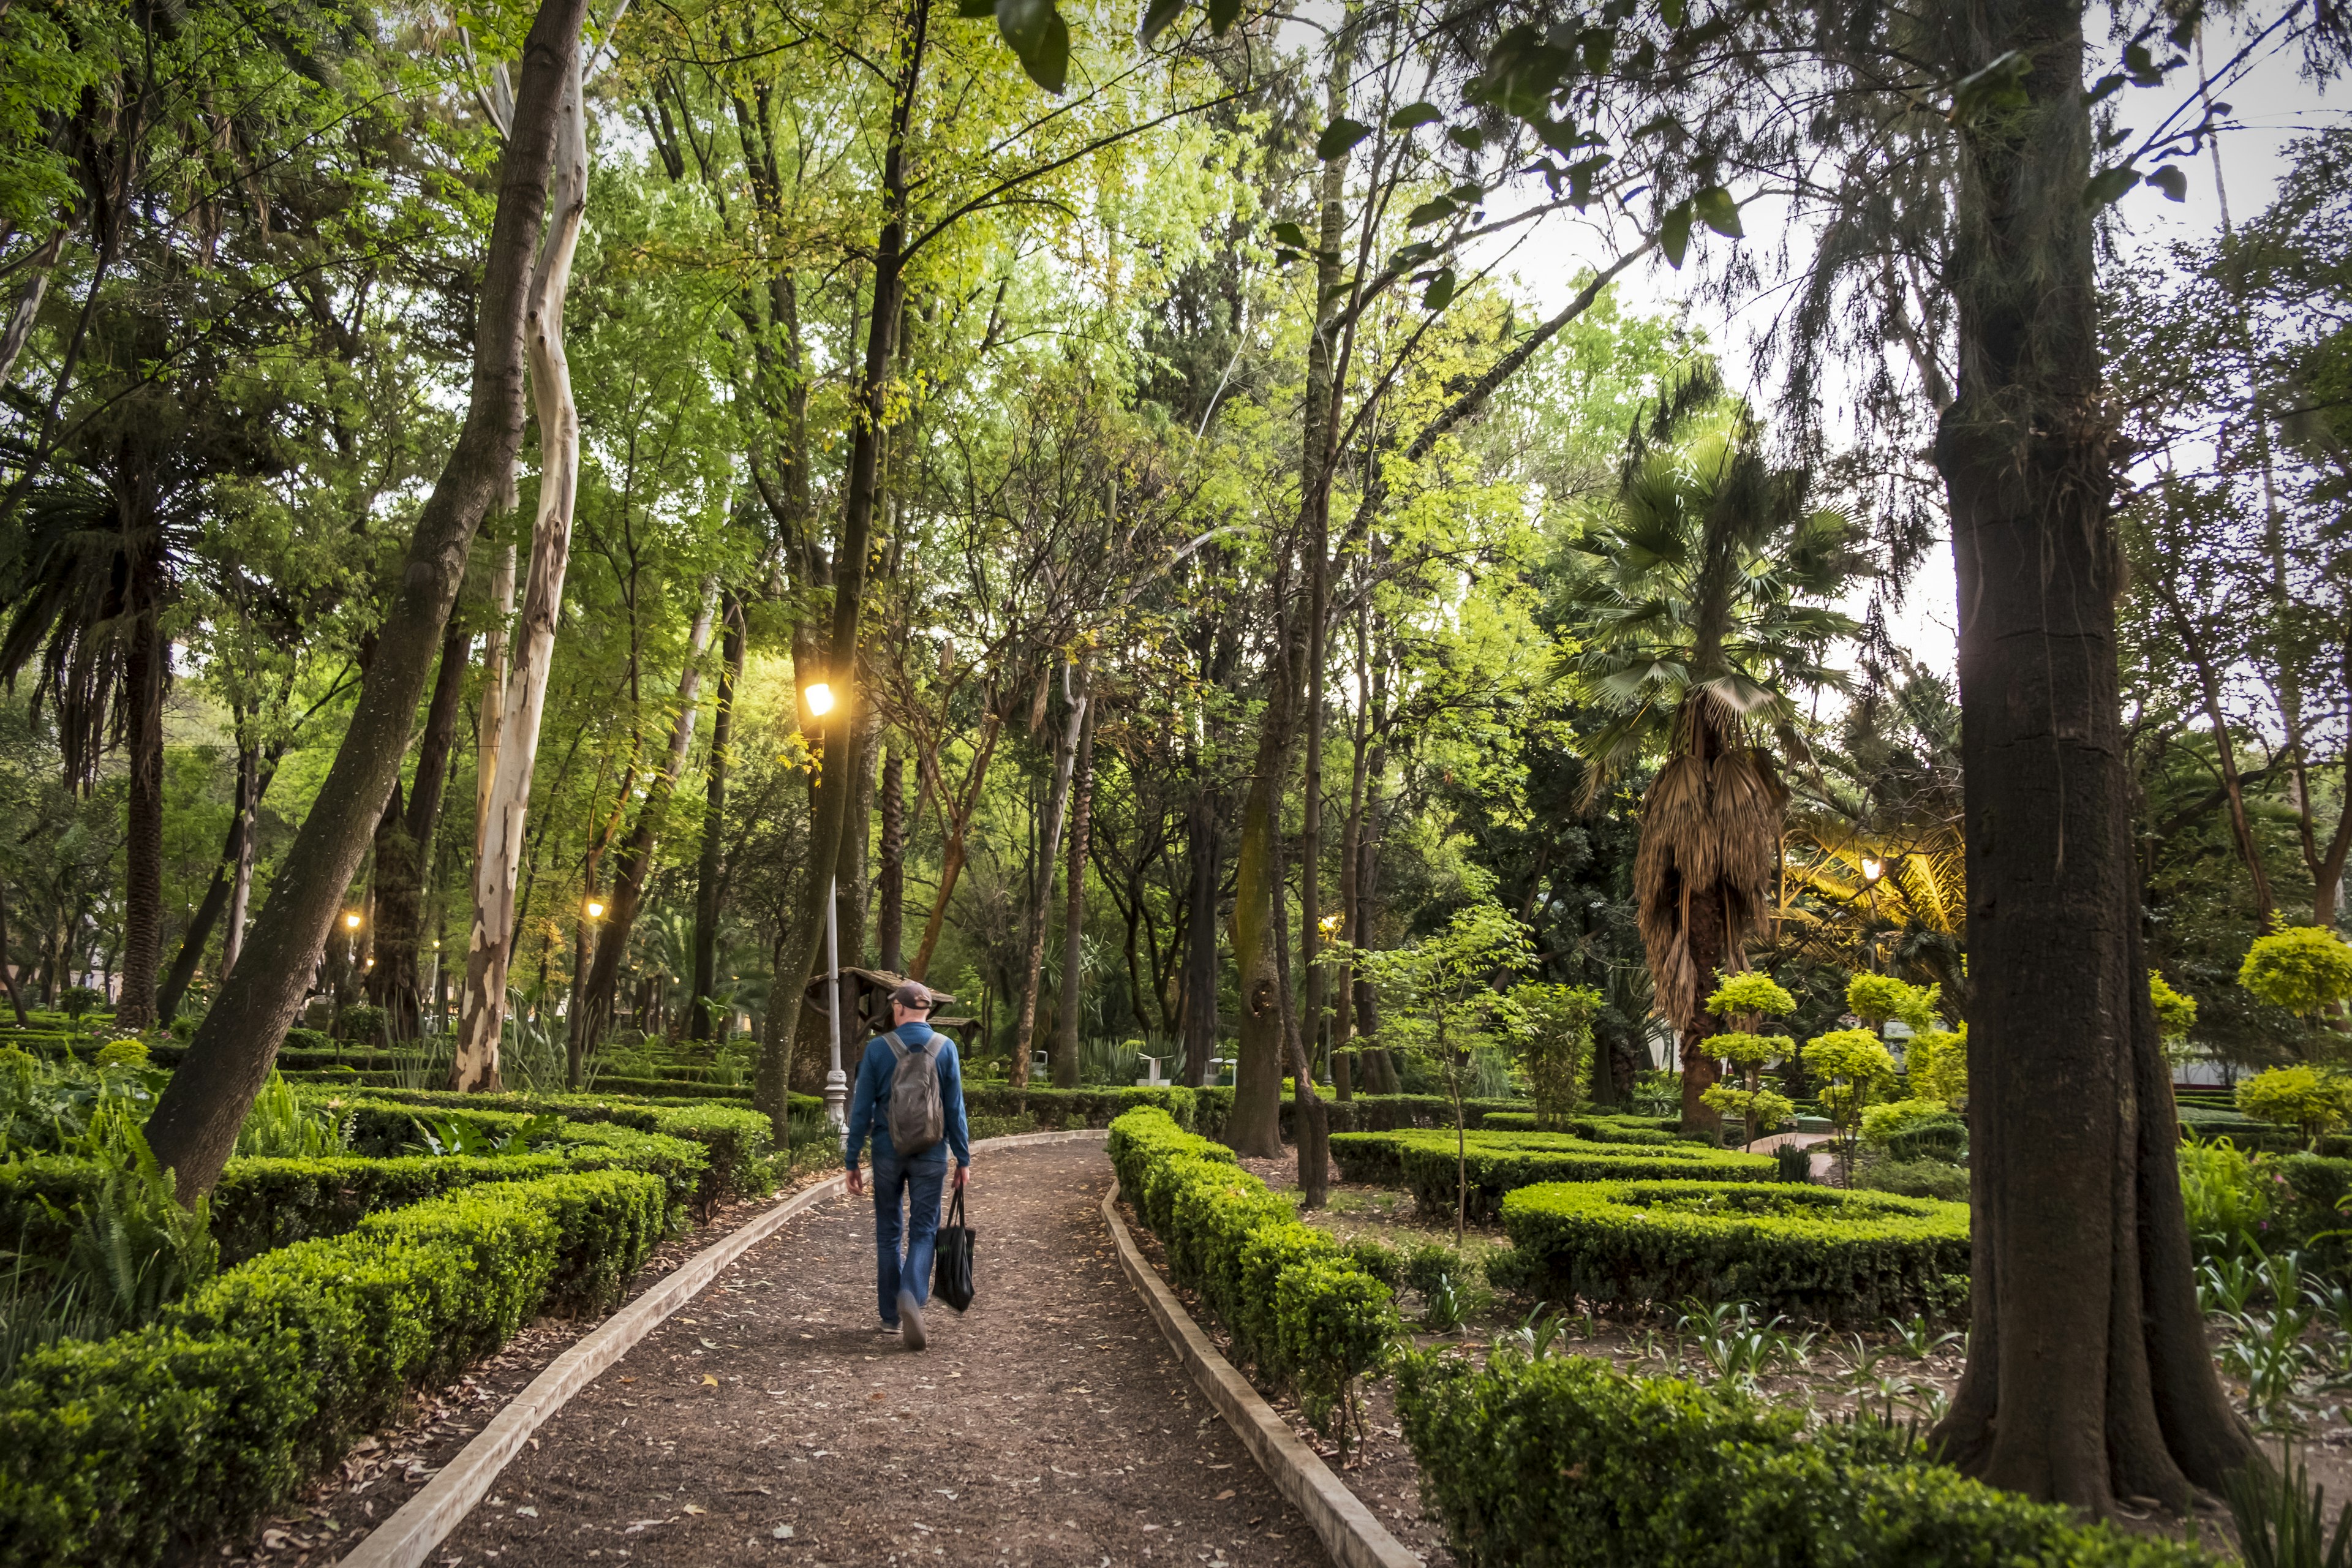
1498, 1177, 1969, 1322
2236, 1064, 2352, 1148
2239, 926, 2352, 1019
1107, 1107, 1396, 1445
0, 1168, 665, 1567
1396, 1350, 2217, 1568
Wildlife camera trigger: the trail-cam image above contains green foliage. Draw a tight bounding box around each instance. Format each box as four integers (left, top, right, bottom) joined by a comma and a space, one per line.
1107, 1109, 1397, 1446
2241, 928, 2352, 1017
54, 989, 102, 1023
1706, 973, 1795, 1020
1329, 1129, 1775, 1218
334, 1004, 390, 1045
1905, 1025, 1969, 1106
1506, 982, 1599, 1130
1697, 1083, 1794, 1135
2150, 970, 2199, 1039
233, 1073, 350, 1160
1844, 973, 1940, 1031
91, 1039, 148, 1071
1700, 1031, 1791, 1068
1498, 1178, 1969, 1323
1859, 1098, 1956, 1150
0, 1170, 664, 1566
2226, 1450, 2352, 1568
1395, 1352, 2218, 1567
1854, 1158, 1971, 1202
2177, 1139, 2275, 1259
2238, 1065, 2352, 1147
1800, 1029, 1899, 1134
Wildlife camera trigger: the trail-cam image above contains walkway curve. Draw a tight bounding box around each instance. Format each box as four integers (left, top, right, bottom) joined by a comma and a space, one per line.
398, 1137, 1333, 1567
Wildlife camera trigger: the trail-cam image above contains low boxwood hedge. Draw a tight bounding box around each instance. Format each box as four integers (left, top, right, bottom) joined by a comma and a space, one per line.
1107, 1107, 1396, 1437
966, 1084, 1199, 1131
1473, 1112, 1696, 1144
328, 1099, 711, 1212
0, 1167, 665, 1567
318, 1090, 780, 1208
1496, 1178, 1969, 1322
1329, 1130, 1777, 1219
1193, 1090, 1638, 1140
1396, 1351, 2213, 1568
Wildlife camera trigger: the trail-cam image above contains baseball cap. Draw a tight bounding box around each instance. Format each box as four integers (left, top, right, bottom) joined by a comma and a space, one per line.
891, 980, 934, 1011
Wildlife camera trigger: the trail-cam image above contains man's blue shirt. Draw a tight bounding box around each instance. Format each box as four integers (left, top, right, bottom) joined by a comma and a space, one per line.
842, 1020, 971, 1169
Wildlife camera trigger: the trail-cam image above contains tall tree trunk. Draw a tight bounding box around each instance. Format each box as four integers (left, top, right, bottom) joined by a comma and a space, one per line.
1926, 0, 2259, 1509
1227, 639, 1298, 1158
0, 881, 28, 1025
1012, 667, 1087, 1088
752, 0, 927, 1129
222, 740, 259, 977
1052, 696, 1098, 1087
2153, 579, 2276, 932
1332, 605, 1372, 1102
1352, 733, 1397, 1095
453, 31, 594, 1095
688, 597, 744, 1039
574, 582, 718, 1076
143, 0, 586, 1197
876, 743, 905, 974
1180, 790, 1221, 1088
370, 624, 472, 1036
910, 713, 999, 980
116, 609, 165, 1028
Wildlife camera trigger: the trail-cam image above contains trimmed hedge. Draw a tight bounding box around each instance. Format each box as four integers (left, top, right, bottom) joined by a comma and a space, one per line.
1497, 1178, 1969, 1322
1193, 1090, 1653, 1140
1329, 1130, 1777, 1220
318, 1089, 780, 1208
329, 1100, 711, 1212
0, 1167, 665, 1567
1107, 1107, 1396, 1434
965, 1084, 1199, 1131
1396, 1351, 2214, 1568
1473, 1112, 1695, 1144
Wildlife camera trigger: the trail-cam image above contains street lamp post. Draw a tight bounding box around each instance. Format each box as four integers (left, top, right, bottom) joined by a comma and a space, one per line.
824, 874, 848, 1148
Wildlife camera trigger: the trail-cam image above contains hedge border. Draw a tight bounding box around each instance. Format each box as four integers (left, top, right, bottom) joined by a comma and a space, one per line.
1496, 1177, 1969, 1322
1329, 1129, 1778, 1219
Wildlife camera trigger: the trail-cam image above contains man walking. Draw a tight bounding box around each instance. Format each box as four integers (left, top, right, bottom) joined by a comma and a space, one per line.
843, 980, 971, 1350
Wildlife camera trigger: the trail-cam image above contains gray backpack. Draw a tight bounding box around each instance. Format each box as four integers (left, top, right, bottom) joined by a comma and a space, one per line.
884, 1030, 945, 1157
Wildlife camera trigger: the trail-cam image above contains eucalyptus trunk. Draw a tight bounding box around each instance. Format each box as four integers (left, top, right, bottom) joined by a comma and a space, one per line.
142, 0, 587, 1197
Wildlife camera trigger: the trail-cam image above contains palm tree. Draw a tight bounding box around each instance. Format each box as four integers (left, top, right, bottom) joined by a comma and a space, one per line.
1555, 372, 1863, 1132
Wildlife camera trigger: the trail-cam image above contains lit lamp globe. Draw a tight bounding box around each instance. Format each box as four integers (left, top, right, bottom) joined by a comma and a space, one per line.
802, 681, 834, 717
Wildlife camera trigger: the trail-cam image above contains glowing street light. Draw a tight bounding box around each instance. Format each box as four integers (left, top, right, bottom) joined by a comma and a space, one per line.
1860, 856, 1885, 884
345, 912, 363, 932
585, 899, 607, 920
802, 681, 834, 717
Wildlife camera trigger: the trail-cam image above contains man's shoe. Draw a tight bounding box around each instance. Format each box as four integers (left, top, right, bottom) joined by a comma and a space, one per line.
897, 1289, 927, 1351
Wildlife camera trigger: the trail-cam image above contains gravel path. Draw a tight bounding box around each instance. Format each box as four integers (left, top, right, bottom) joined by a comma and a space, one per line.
424, 1140, 1333, 1568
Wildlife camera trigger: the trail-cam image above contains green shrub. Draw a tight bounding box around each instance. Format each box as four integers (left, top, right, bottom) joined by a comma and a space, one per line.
2237, 1065, 2352, 1147
1107, 1108, 1396, 1444
1498, 1177, 1969, 1322
1885, 1120, 1967, 1164
2239, 925, 2352, 1017
0, 1168, 664, 1566
2177, 1138, 2275, 1258
1193, 1090, 1580, 1142
1329, 1129, 1776, 1219
1458, 1112, 1686, 1145
1860, 1098, 1952, 1148
1396, 1351, 2215, 1568
1854, 1157, 1970, 1202
328, 1099, 713, 1212
91, 1039, 148, 1071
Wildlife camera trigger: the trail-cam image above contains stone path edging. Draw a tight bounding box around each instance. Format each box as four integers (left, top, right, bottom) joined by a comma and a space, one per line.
336, 1126, 1110, 1568
1100, 1176, 1423, 1568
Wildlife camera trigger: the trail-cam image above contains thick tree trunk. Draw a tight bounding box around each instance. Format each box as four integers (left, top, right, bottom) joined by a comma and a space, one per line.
369, 623, 472, 1037
116, 611, 165, 1028
141, 0, 586, 1198
752, 0, 927, 1129
688, 598, 744, 1040
1925, 0, 2260, 1509
454, 36, 593, 1095
876, 743, 905, 975
1052, 697, 1098, 1087
574, 583, 717, 1074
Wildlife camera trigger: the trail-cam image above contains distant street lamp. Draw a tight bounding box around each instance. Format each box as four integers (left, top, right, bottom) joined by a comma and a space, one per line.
802, 680, 834, 717
343, 911, 362, 970
584, 899, 606, 921
1860, 856, 1885, 884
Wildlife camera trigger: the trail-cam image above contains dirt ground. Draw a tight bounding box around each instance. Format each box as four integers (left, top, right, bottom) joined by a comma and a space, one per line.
428, 1140, 1335, 1567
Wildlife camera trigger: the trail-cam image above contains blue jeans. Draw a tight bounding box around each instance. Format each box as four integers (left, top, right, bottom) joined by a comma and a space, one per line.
871, 1144, 949, 1324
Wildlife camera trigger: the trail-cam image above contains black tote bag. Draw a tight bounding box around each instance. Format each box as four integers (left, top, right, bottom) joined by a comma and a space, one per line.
933, 1187, 976, 1313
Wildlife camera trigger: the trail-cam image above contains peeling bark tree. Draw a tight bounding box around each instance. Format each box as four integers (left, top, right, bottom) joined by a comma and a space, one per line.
1924, 0, 2262, 1509
141, 0, 590, 1198
454, 26, 597, 1094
